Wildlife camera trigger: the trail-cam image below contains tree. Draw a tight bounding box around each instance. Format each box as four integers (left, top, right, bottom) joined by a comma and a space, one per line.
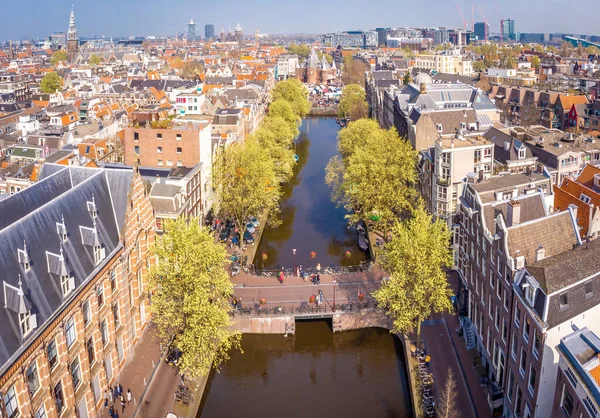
472, 60, 487, 73
39, 72, 63, 93
341, 56, 369, 87
403, 72, 412, 85
267, 100, 300, 137
50, 50, 68, 66
316, 50, 333, 65
253, 116, 297, 182
531, 56, 541, 70
338, 84, 367, 119
180, 60, 204, 80
587, 46, 600, 56
534, 44, 545, 53
149, 218, 241, 379
89, 54, 101, 66
436, 369, 459, 418
326, 126, 417, 234
372, 201, 453, 345
561, 41, 572, 57
218, 139, 281, 245
288, 42, 311, 59
336, 118, 380, 159
272, 79, 310, 119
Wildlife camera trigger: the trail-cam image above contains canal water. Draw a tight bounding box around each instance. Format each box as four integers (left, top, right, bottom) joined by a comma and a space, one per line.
197, 321, 413, 418
253, 117, 367, 270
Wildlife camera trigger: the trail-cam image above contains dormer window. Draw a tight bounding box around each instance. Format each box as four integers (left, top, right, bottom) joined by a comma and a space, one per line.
20, 310, 35, 336
94, 245, 105, 264
56, 220, 68, 242
87, 198, 97, 218
580, 193, 592, 204
437, 124, 443, 133
3, 278, 37, 338
18, 244, 30, 272
518, 148, 526, 159
60, 274, 75, 296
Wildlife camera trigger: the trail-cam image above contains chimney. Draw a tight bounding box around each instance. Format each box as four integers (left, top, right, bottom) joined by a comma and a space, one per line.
535, 245, 545, 262
420, 83, 426, 94
507, 200, 521, 227
155, 174, 160, 184
568, 203, 578, 220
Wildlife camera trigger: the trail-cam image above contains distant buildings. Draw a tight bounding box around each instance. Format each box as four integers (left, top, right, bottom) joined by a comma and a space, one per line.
502, 18, 516, 41
66, 7, 79, 62
319, 31, 378, 49
234, 23, 243, 47
519, 33, 548, 44
205, 24, 215, 39
474, 22, 489, 41
187, 18, 197, 40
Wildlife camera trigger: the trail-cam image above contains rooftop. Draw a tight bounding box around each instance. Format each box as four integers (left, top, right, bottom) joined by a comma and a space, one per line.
559, 327, 600, 406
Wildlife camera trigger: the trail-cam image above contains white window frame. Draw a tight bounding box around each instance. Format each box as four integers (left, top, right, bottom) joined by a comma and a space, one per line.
65, 317, 76, 347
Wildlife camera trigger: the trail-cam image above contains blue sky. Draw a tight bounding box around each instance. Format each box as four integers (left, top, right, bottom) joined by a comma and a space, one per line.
1, 0, 598, 41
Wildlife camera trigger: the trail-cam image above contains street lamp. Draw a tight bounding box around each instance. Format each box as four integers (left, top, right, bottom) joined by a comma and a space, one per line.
332, 279, 337, 312
292, 248, 297, 272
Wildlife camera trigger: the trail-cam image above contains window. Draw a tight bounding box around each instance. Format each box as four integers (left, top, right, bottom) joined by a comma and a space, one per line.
504, 289, 509, 311
20, 310, 33, 336
580, 193, 592, 204
112, 303, 120, 328
514, 306, 521, 328
61, 274, 74, 296
101, 319, 109, 346
134, 145, 140, 155
585, 281, 593, 296
54, 381, 64, 413
27, 361, 40, 395
110, 269, 117, 291
562, 386, 574, 416
515, 387, 523, 416
35, 406, 47, 418
18, 248, 30, 271
559, 292, 569, 308
156, 133, 162, 139
177, 160, 183, 167
524, 403, 531, 418
97, 283, 104, 307
83, 299, 91, 326
511, 333, 517, 360
583, 397, 599, 417
47, 339, 58, 369
65, 317, 76, 347
487, 328, 492, 354
94, 245, 104, 264
157, 146, 163, 153
134, 132, 139, 141
158, 160, 163, 166
3, 385, 18, 418
70, 357, 81, 389
86, 337, 95, 365
176, 134, 182, 140
502, 319, 508, 343
167, 160, 173, 167
533, 329, 540, 360
565, 366, 578, 388
523, 319, 530, 343
528, 365, 537, 395
520, 348, 527, 377
495, 307, 501, 331
474, 149, 482, 163
176, 147, 182, 154
507, 371, 514, 401
137, 269, 143, 293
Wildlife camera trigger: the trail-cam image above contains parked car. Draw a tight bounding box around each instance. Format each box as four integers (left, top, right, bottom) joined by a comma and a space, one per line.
219, 227, 231, 242
245, 223, 256, 234
249, 216, 260, 228
243, 230, 255, 244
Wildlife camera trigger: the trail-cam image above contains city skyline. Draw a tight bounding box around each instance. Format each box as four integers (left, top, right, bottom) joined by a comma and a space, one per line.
2, 0, 600, 41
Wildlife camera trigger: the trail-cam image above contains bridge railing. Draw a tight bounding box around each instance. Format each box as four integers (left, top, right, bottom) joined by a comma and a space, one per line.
252, 261, 374, 278
230, 298, 381, 317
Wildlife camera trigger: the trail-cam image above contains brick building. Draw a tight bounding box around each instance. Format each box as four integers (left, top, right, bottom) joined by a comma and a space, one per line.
0, 163, 155, 418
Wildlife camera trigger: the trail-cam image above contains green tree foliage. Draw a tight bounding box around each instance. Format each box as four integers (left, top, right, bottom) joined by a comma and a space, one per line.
534, 45, 545, 53
181, 60, 204, 80
373, 202, 453, 344
316, 50, 334, 65
436, 369, 459, 418
531, 56, 541, 70
272, 78, 310, 119
50, 50, 68, 66
268, 100, 300, 137
218, 139, 281, 243
403, 73, 412, 85
88, 54, 101, 66
338, 84, 368, 119
149, 218, 241, 379
341, 56, 369, 87
336, 118, 380, 159
326, 125, 417, 233
472, 60, 487, 73
288, 42, 311, 59
252, 116, 296, 182
588, 46, 600, 56
40, 72, 63, 93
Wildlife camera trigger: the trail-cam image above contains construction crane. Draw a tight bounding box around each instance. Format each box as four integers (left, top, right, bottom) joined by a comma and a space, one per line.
457, 2, 467, 31
471, 5, 475, 32
477, 6, 489, 41
492, 0, 503, 42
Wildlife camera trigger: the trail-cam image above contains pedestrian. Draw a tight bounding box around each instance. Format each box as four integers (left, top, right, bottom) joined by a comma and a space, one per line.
104, 390, 109, 408
120, 394, 125, 413
118, 383, 123, 396
316, 274, 321, 286
316, 262, 321, 272
109, 405, 115, 418
113, 386, 118, 402
238, 297, 243, 309
108, 386, 113, 403
319, 290, 324, 305
233, 296, 238, 309
279, 268, 284, 284
295, 265, 300, 278
127, 388, 132, 403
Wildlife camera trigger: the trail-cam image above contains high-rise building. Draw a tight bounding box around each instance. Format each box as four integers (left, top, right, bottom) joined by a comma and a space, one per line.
205, 24, 215, 39
234, 23, 243, 47
66, 7, 79, 62
474, 22, 489, 41
375, 28, 391, 47
187, 18, 197, 40
501, 18, 516, 41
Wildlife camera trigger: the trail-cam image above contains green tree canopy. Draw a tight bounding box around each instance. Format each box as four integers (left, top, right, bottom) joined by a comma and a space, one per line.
336, 118, 380, 159
531, 56, 541, 70
403, 73, 412, 85
373, 202, 453, 344
341, 56, 369, 87
253, 116, 297, 182
316, 50, 334, 64
89, 54, 101, 66
288, 42, 311, 59
149, 218, 241, 379
338, 84, 368, 120
267, 100, 300, 137
272, 78, 310, 119
40, 72, 63, 93
218, 139, 281, 242
50, 50, 68, 66
326, 125, 417, 232
472, 60, 487, 73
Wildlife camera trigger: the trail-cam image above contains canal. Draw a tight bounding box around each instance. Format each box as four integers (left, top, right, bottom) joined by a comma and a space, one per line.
253, 117, 367, 270
197, 321, 413, 418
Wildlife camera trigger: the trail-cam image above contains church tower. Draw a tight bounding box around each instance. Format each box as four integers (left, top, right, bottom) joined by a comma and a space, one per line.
66, 6, 79, 62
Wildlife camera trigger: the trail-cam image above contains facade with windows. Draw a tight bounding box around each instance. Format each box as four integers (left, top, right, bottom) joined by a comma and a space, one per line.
0, 164, 155, 418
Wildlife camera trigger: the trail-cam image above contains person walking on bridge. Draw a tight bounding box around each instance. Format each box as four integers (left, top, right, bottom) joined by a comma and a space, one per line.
279, 268, 284, 284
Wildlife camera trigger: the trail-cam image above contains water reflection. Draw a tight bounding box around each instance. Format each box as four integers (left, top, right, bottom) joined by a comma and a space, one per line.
198, 321, 412, 418
254, 117, 367, 269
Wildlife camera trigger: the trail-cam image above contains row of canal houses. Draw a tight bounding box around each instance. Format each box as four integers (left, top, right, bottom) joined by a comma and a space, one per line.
366, 68, 600, 418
